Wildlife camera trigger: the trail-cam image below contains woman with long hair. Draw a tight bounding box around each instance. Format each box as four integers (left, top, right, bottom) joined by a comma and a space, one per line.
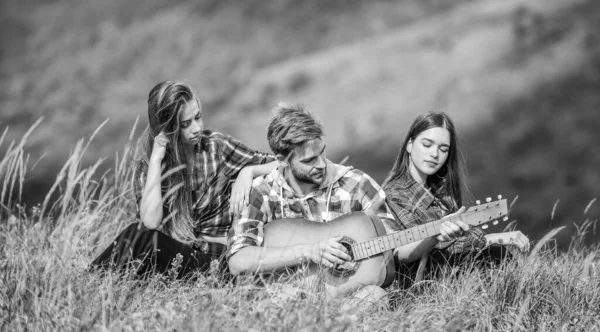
90, 80, 276, 279
382, 112, 528, 279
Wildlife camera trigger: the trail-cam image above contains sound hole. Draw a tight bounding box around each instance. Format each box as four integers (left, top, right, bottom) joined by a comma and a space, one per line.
328, 236, 360, 278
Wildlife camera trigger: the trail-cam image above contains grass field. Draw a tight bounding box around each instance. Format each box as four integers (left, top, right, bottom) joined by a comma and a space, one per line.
1, 123, 599, 331
2, 1, 600, 330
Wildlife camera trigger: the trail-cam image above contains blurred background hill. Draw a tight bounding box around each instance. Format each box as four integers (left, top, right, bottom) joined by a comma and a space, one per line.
1, 0, 599, 246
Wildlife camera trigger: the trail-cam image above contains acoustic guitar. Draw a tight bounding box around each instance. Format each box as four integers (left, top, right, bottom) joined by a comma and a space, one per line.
261, 197, 508, 298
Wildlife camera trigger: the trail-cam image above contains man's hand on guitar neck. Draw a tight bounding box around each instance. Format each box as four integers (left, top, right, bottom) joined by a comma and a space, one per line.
299, 235, 352, 269
437, 206, 469, 242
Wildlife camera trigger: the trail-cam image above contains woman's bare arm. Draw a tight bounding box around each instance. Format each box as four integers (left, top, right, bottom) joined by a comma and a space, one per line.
139, 132, 169, 229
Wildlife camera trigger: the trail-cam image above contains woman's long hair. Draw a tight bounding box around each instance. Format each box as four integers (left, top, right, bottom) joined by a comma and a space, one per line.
382, 111, 471, 209
137, 80, 199, 244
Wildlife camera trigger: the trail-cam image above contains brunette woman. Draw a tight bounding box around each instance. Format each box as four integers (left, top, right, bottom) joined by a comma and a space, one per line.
382, 112, 528, 282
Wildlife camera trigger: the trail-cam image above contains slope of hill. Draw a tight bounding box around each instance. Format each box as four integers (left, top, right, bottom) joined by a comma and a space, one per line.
220, 0, 587, 155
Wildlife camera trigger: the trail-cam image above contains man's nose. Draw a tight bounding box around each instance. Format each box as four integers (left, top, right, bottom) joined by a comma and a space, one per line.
315, 156, 326, 169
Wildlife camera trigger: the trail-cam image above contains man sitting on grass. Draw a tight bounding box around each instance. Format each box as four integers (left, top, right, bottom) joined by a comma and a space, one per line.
226, 103, 469, 304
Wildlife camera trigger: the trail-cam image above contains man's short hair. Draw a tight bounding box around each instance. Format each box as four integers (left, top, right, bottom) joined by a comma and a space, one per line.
267, 103, 324, 156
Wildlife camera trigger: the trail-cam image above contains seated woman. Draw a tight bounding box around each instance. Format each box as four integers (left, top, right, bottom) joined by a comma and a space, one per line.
382, 111, 529, 284
90, 80, 276, 279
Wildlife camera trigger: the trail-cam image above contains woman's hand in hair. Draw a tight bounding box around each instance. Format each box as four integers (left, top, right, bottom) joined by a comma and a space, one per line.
437, 206, 469, 242
152, 131, 169, 162
485, 231, 529, 252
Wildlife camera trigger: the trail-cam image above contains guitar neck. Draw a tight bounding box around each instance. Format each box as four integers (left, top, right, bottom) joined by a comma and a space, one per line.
351, 217, 448, 261
350, 199, 507, 261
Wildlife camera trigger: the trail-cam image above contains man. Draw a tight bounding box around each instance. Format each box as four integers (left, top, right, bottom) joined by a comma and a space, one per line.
226, 103, 469, 301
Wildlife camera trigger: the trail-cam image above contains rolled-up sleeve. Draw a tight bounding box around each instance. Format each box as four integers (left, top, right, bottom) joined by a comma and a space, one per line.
220, 134, 275, 177
434, 226, 486, 254
226, 187, 269, 259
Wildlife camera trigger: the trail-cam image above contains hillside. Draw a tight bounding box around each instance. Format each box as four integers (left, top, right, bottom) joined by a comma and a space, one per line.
220, 0, 587, 154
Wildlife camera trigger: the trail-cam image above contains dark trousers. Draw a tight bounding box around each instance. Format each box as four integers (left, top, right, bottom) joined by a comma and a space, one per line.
90, 223, 212, 279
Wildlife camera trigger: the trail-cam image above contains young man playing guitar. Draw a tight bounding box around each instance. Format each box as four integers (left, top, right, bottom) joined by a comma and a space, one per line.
226, 103, 471, 302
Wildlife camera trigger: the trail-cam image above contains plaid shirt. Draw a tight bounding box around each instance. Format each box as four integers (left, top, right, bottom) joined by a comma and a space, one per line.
226, 161, 397, 259
134, 130, 275, 259
383, 173, 486, 255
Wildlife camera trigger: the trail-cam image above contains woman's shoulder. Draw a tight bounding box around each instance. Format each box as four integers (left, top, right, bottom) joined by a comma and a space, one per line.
204, 129, 246, 141
384, 174, 417, 199
384, 185, 413, 210
384, 184, 417, 220
201, 129, 246, 151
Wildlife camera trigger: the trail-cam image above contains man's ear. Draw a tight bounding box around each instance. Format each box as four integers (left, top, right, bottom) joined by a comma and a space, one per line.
276, 154, 288, 167
406, 139, 413, 154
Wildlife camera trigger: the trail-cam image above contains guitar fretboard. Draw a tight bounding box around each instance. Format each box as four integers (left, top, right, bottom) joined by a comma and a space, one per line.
350, 217, 447, 261
350, 200, 507, 261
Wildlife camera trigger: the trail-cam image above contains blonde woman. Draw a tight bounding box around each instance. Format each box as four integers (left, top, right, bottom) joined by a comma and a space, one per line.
91, 80, 276, 279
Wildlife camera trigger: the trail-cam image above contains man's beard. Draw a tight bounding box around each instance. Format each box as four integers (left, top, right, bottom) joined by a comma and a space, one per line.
291, 167, 326, 186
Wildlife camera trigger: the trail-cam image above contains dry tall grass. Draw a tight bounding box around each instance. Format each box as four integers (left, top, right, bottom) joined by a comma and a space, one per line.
1, 123, 599, 331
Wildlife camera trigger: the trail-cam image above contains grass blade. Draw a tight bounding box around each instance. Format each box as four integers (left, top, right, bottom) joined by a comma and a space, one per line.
528, 226, 566, 259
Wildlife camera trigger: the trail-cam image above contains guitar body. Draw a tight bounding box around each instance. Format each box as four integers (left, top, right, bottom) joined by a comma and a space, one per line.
262, 212, 396, 299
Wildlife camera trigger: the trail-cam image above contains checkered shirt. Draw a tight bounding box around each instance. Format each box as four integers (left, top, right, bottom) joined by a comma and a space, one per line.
383, 173, 486, 255
134, 130, 275, 259
226, 162, 397, 259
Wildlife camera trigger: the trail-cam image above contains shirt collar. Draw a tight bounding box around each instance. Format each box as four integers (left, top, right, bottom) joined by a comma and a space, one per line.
398, 173, 436, 211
